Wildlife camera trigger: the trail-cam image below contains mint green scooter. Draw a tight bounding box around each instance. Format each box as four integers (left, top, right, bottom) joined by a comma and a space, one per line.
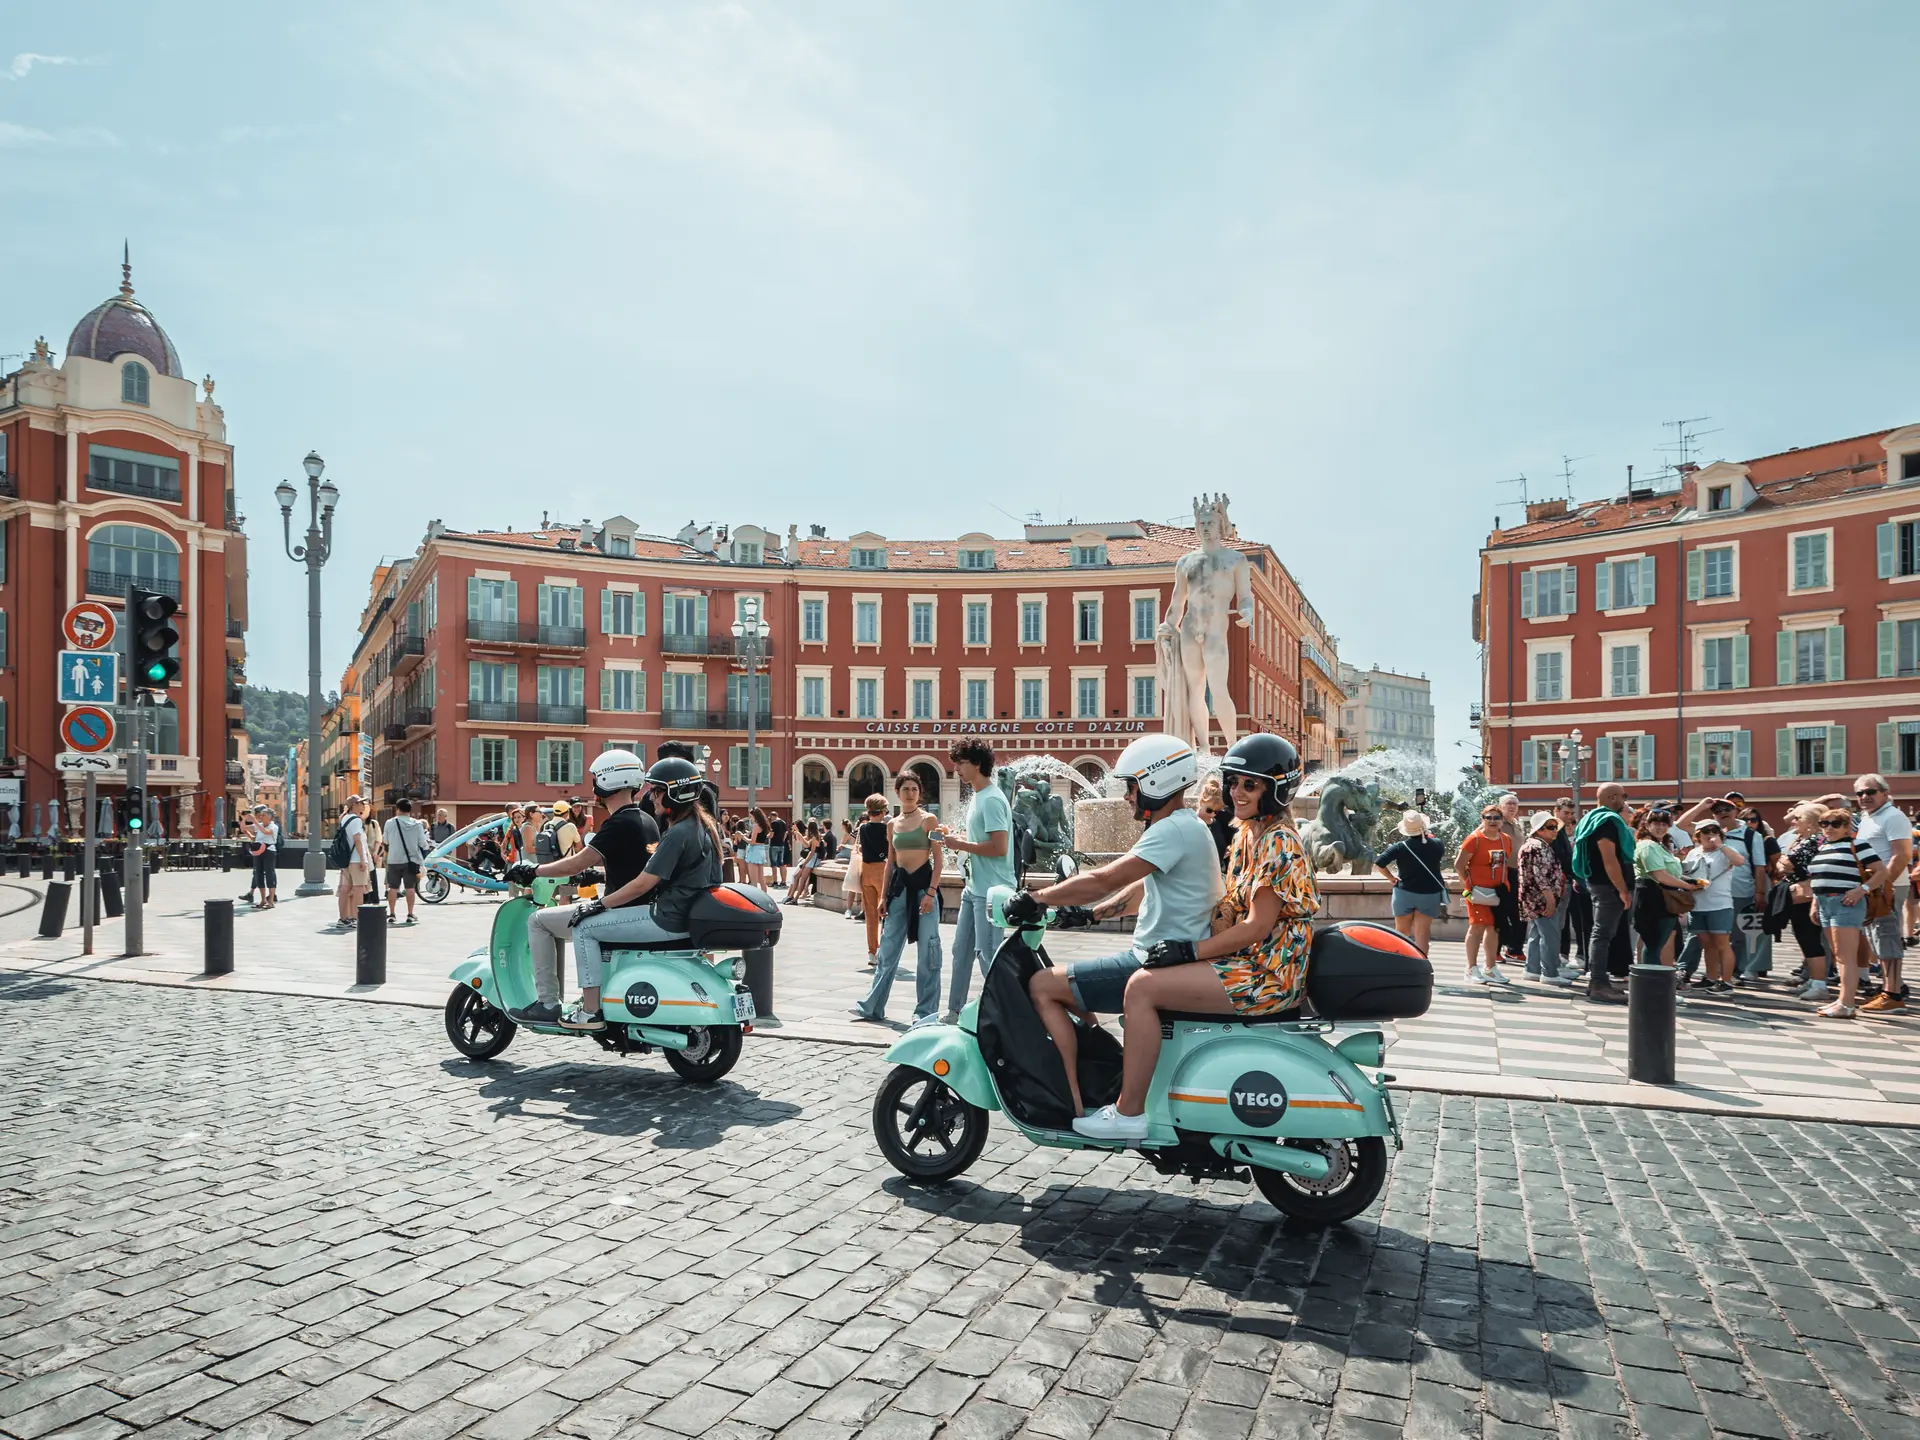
443, 877, 777, 1083
870, 887, 1431, 1224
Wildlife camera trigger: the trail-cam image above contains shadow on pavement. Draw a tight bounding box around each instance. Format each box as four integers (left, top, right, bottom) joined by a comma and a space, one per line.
451, 1056, 800, 1149
0, 974, 79, 1004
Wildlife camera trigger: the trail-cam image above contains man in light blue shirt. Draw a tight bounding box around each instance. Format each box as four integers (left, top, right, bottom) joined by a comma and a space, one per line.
935, 740, 1016, 1020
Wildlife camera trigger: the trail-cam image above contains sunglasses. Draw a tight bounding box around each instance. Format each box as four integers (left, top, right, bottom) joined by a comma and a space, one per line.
1822, 819, 1851, 829
1854, 788, 1881, 798
1226, 775, 1267, 792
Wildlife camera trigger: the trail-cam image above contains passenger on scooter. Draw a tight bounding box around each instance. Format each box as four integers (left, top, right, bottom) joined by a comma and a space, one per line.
502, 749, 668, 1032
1072, 733, 1314, 1142
1008, 735, 1222, 1119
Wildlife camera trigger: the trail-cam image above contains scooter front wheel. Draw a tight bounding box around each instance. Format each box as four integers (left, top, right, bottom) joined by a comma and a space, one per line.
445, 986, 516, 1060
664, 1026, 743, 1083
873, 1065, 989, 1182
1252, 1136, 1387, 1225
420, 871, 450, 904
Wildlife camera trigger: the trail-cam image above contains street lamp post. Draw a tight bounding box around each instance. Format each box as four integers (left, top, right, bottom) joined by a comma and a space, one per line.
730, 597, 769, 818
1560, 728, 1591, 821
275, 452, 339, 896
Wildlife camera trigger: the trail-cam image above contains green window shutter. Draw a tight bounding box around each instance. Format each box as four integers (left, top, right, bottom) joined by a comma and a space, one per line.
696, 595, 709, 636
467, 576, 481, 621
1638, 735, 1654, 782
470, 736, 483, 783
1594, 739, 1612, 782
503, 580, 518, 620
504, 739, 517, 784
1639, 555, 1656, 606
1879, 620, 1897, 678
537, 667, 551, 706
536, 583, 551, 624
1687, 732, 1703, 780
1686, 549, 1703, 600
1775, 727, 1793, 778
1776, 630, 1793, 686
600, 669, 612, 710
1879, 523, 1898, 579
636, 670, 646, 712
504, 664, 518, 703
1734, 730, 1751, 779
571, 741, 583, 783
663, 595, 678, 636
1879, 722, 1898, 774
1826, 725, 1845, 776
636, 591, 646, 637
468, 661, 481, 703
728, 745, 743, 788
1731, 634, 1748, 688
694, 672, 707, 712
601, 588, 613, 634
1825, 625, 1844, 682
1519, 570, 1536, 619
1562, 565, 1577, 613
1594, 561, 1611, 611
572, 586, 584, 624
1521, 743, 1535, 783
573, 667, 586, 704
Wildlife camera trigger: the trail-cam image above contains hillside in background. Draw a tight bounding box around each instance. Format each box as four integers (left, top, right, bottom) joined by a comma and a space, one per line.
243, 687, 310, 765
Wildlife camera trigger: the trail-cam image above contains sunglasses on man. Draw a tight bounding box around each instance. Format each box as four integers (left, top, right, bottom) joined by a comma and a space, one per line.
1854, 787, 1882, 798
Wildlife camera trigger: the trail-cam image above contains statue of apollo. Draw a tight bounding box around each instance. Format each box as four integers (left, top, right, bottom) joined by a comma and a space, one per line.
1157, 493, 1254, 753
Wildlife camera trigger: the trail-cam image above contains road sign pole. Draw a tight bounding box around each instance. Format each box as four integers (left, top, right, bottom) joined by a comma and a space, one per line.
124, 707, 146, 958
82, 772, 96, 956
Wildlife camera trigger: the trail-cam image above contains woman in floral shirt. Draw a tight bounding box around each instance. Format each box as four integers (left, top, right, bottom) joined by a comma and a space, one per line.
1517, 812, 1569, 982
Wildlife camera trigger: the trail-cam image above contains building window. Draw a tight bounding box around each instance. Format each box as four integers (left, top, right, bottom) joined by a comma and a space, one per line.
665, 593, 705, 637
1020, 678, 1043, 719
1133, 674, 1156, 718
473, 737, 514, 784
912, 678, 934, 719
851, 547, 885, 569
1076, 599, 1100, 644
1787, 726, 1833, 777
87, 444, 181, 502
802, 597, 824, 643
607, 534, 631, 556
1790, 533, 1829, 591
911, 601, 934, 646
1133, 596, 1157, 642
86, 524, 181, 598
1881, 618, 1920, 678
1707, 485, 1730, 511
541, 740, 583, 785
965, 678, 988, 719
801, 675, 826, 718
958, 548, 993, 570
855, 676, 878, 719
1518, 737, 1564, 785
1021, 601, 1044, 645
728, 745, 772, 789
1596, 556, 1653, 611
1072, 544, 1106, 567
600, 668, 642, 712
469, 661, 511, 706
1689, 729, 1751, 781
1531, 650, 1563, 702
1878, 520, 1920, 579
854, 600, 879, 646
1783, 627, 1841, 685
668, 671, 706, 715
1608, 643, 1641, 698
1699, 635, 1746, 691
1076, 676, 1100, 718
965, 602, 988, 645
601, 589, 639, 636
1597, 734, 1652, 782
121, 362, 149, 405
734, 540, 761, 565
1898, 723, 1920, 775
1521, 565, 1575, 619
1685, 545, 1736, 600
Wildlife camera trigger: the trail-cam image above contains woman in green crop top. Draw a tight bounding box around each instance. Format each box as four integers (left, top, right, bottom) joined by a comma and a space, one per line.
851, 773, 946, 1025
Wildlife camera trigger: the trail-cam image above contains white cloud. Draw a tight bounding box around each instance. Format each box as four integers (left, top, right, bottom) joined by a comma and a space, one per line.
7, 53, 81, 80
0, 120, 118, 147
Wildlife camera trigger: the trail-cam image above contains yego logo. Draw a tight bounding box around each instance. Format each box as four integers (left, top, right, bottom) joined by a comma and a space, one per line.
1228, 1071, 1287, 1128
623, 982, 659, 1017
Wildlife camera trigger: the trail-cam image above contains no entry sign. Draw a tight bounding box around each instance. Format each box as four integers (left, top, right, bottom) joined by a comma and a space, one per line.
60, 706, 117, 753
63, 602, 116, 651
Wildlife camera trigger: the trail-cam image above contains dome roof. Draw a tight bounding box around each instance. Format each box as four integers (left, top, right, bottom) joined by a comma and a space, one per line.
65, 252, 182, 377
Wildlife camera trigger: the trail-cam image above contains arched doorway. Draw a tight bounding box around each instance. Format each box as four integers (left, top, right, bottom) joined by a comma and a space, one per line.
801, 760, 833, 818
1072, 758, 1108, 792
848, 760, 887, 812
907, 760, 943, 817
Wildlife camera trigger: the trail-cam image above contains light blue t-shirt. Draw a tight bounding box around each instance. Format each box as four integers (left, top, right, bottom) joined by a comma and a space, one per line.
965, 784, 1016, 897
1128, 807, 1225, 956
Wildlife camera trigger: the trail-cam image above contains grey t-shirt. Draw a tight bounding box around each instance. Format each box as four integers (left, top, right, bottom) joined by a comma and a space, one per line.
1127, 807, 1225, 957
645, 816, 724, 932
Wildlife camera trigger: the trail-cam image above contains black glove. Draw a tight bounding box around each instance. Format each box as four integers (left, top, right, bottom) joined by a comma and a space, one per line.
1002, 890, 1045, 927
574, 868, 605, 888
567, 898, 607, 929
503, 861, 538, 886
1144, 938, 1200, 969
1052, 905, 1097, 931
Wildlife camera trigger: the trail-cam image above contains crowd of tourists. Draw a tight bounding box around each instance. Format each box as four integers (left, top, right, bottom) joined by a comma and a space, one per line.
1378, 776, 1913, 1020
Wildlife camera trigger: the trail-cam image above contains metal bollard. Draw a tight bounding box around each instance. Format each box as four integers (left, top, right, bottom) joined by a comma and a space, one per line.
1627, 964, 1677, 1084
62, 853, 76, 882
15, 854, 27, 879
39, 853, 52, 881
355, 903, 387, 986
100, 869, 123, 919
221, 847, 234, 873
142, 864, 151, 904
38, 882, 71, 938
204, 899, 235, 976
744, 945, 778, 1025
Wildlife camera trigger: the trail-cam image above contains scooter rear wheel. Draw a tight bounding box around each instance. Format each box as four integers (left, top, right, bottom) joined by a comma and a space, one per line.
445, 986, 516, 1060
664, 1026, 743, 1083
420, 871, 450, 904
1252, 1136, 1387, 1225
873, 1065, 989, 1182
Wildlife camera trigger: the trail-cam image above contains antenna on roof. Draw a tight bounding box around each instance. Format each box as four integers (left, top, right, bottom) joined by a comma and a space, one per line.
1659, 415, 1721, 470
1559, 454, 1590, 500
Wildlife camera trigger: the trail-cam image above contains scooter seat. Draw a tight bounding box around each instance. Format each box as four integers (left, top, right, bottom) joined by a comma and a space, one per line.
1161, 1007, 1304, 1026
603, 939, 694, 955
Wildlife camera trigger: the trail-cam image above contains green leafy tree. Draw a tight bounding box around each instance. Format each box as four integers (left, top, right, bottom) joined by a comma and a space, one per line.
242, 687, 310, 758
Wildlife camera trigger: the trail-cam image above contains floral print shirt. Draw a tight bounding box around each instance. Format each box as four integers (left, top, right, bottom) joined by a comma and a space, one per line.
1517, 837, 1567, 920
1211, 820, 1320, 1016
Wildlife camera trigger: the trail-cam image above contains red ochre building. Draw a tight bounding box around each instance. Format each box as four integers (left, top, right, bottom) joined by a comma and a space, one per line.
1476, 422, 1920, 821
352, 514, 1344, 827
0, 262, 247, 837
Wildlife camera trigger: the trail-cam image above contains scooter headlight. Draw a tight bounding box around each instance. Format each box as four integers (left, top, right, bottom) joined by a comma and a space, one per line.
1333, 1031, 1387, 1069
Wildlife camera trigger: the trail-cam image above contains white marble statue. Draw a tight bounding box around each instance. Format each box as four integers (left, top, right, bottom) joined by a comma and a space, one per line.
1158, 493, 1254, 753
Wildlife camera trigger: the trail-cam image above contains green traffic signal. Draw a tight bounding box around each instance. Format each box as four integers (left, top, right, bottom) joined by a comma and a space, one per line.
127, 585, 180, 691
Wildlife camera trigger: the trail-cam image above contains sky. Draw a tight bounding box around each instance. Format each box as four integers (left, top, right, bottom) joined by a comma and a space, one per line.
6, 1, 1919, 779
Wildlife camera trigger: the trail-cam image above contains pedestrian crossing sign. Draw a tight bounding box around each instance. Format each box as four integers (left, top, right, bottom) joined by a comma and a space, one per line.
58, 649, 118, 706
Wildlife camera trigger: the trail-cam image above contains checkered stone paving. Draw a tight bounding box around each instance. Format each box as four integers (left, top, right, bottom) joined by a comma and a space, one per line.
2, 974, 1919, 1440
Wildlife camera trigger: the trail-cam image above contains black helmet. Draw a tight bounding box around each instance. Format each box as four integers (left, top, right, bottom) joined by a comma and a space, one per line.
1218, 733, 1302, 817
644, 756, 705, 808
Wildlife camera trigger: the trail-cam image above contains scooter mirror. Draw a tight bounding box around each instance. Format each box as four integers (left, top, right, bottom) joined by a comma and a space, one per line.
1054, 853, 1078, 881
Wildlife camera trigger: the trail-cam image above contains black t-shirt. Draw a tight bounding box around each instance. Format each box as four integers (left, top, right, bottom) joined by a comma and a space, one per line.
819, 829, 838, 860
859, 820, 890, 864
590, 804, 661, 904
646, 815, 724, 931
1377, 836, 1446, 894
770, 818, 789, 847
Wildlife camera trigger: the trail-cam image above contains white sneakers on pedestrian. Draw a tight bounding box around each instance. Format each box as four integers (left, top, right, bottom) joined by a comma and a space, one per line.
1467, 966, 1490, 984
1798, 982, 1832, 1003
1485, 968, 1514, 986
1543, 974, 1573, 987
1072, 1105, 1149, 1142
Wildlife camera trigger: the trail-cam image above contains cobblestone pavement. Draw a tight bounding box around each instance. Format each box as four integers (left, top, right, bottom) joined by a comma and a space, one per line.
4, 976, 1920, 1440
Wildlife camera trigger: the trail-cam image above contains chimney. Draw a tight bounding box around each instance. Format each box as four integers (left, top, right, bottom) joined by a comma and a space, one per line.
1524, 498, 1569, 523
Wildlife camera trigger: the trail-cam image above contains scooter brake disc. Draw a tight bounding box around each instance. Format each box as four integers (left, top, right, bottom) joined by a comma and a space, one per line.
1287, 1140, 1352, 1195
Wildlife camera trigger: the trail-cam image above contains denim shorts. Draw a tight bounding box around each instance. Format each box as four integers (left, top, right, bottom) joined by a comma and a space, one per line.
1392, 887, 1445, 919
1815, 893, 1868, 930
1068, 948, 1144, 1012
1690, 908, 1734, 935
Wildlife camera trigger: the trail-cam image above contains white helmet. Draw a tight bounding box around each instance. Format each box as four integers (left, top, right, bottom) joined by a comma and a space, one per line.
590, 748, 646, 798
1112, 734, 1198, 805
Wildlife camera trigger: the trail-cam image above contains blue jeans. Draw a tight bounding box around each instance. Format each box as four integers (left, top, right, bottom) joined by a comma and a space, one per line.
945, 890, 1003, 1017
1640, 914, 1679, 966
1524, 913, 1562, 977
856, 890, 944, 1022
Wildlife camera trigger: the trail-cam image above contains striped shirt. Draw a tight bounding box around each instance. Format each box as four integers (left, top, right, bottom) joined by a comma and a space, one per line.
1807, 837, 1875, 897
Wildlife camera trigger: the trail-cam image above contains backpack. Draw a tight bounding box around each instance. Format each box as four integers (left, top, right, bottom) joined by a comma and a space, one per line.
535, 819, 564, 863
326, 819, 355, 868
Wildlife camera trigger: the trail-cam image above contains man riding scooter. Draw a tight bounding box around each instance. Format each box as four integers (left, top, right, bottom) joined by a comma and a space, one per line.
1009, 734, 1223, 1126
503, 750, 703, 1032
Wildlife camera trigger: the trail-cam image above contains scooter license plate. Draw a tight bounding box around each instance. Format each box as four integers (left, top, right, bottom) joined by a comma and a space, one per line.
732, 992, 756, 1022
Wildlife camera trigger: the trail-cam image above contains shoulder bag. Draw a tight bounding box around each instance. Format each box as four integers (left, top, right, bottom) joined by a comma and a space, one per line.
1859, 843, 1895, 921
1400, 839, 1454, 920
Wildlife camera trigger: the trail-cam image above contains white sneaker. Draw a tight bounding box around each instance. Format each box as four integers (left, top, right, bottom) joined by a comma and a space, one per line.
1467, 967, 1491, 984
1544, 974, 1573, 987
1798, 982, 1832, 1003
1485, 968, 1514, 986
1072, 1105, 1149, 1142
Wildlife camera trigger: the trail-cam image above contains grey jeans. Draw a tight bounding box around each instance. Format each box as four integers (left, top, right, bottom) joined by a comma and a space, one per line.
525, 903, 686, 1004
856, 890, 944, 1023
946, 890, 1005, 1017
1588, 884, 1629, 987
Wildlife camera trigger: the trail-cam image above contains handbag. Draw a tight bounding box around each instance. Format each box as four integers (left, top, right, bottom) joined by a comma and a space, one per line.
1857, 846, 1895, 920
1468, 886, 1500, 906
1661, 885, 1696, 917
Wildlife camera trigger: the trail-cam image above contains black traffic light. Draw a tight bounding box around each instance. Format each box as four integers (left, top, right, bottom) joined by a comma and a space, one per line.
124, 786, 145, 833
128, 586, 180, 690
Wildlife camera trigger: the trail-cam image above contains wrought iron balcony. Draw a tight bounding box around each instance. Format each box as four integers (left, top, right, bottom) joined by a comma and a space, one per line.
383, 723, 407, 743
386, 632, 426, 677
405, 706, 433, 731
227, 618, 245, 639
466, 701, 587, 726
465, 619, 587, 649
88, 568, 180, 600
0, 472, 15, 498
661, 708, 772, 731
87, 469, 181, 504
